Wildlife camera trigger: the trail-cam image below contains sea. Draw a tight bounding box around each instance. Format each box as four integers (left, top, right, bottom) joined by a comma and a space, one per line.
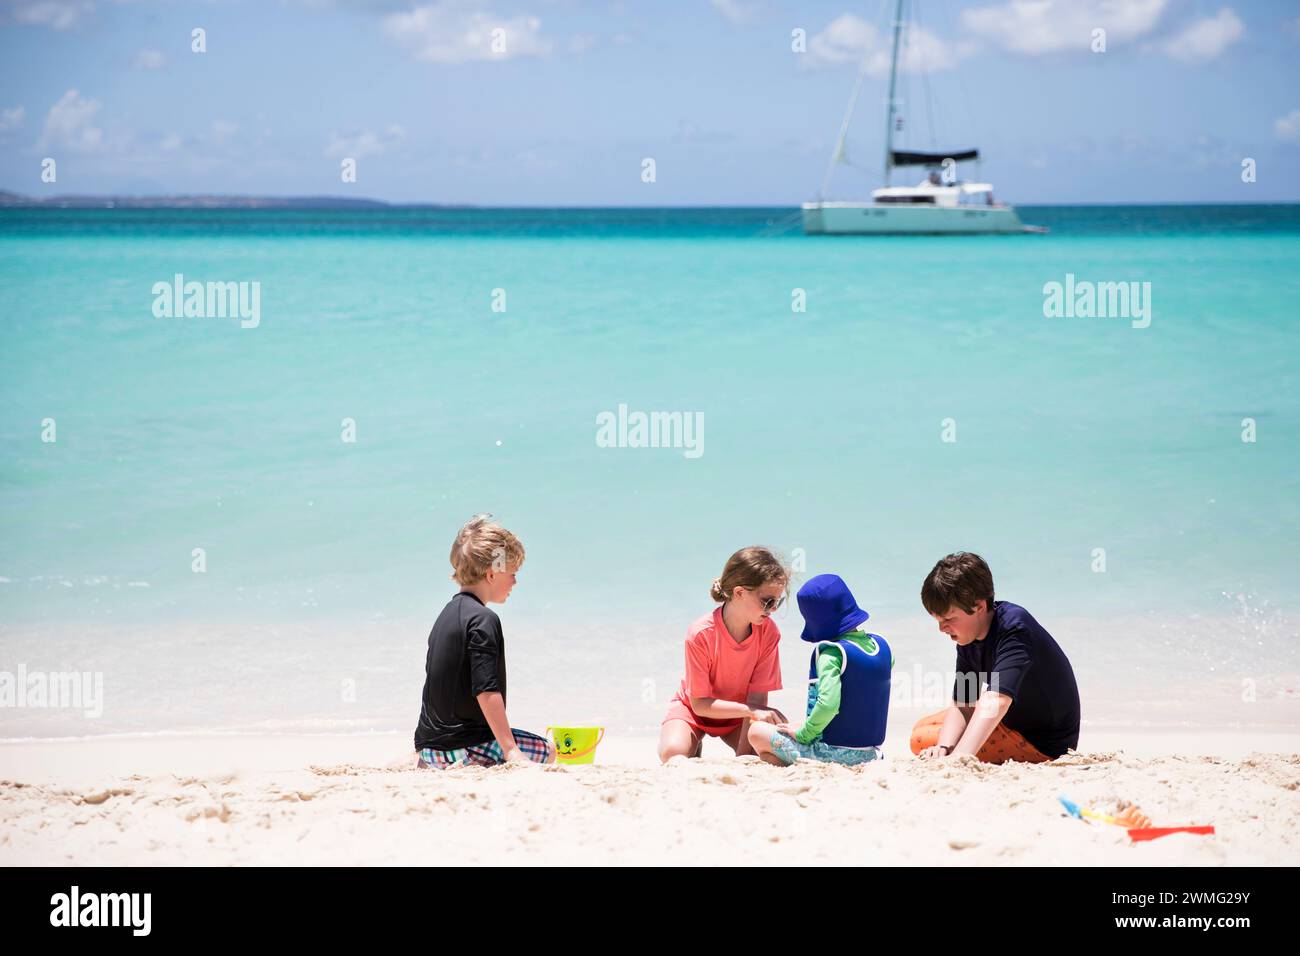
2, 204, 1297, 740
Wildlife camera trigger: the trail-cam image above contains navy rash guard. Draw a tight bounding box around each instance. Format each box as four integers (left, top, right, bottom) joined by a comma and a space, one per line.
952, 601, 1080, 758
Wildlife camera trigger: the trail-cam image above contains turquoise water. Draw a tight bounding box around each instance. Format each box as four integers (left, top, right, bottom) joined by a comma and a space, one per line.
2, 206, 1298, 737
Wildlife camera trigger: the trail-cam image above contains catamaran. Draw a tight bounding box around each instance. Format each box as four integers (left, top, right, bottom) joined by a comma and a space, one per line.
803, 0, 1039, 235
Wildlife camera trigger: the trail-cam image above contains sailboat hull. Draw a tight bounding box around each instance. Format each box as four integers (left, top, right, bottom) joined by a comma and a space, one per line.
802, 201, 1026, 235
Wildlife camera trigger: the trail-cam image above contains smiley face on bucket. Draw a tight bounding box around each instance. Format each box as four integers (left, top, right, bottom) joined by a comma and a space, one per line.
547, 727, 604, 763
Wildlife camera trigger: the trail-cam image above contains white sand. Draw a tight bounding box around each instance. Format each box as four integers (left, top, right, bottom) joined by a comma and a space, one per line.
2, 729, 1298, 865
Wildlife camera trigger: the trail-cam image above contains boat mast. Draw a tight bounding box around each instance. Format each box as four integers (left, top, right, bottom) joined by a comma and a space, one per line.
884, 0, 904, 187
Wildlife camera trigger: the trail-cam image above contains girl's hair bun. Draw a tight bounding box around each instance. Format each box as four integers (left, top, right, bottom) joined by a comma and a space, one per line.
711, 548, 789, 604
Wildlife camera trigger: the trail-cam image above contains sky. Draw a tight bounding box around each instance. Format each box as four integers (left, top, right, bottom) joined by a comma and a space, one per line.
0, 0, 1298, 205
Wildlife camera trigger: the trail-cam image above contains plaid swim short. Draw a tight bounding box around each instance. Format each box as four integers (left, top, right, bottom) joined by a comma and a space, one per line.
417, 728, 555, 769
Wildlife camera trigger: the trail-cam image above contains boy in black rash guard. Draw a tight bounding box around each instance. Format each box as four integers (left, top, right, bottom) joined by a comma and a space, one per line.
414, 515, 555, 769
910, 552, 1080, 764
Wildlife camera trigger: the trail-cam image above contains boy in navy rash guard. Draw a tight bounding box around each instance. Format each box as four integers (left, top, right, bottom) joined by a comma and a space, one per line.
910, 552, 1080, 764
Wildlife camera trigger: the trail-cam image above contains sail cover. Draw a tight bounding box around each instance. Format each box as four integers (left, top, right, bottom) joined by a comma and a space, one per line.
891, 149, 978, 166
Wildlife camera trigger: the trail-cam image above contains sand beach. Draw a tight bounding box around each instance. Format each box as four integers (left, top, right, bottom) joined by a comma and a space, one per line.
3, 727, 1296, 866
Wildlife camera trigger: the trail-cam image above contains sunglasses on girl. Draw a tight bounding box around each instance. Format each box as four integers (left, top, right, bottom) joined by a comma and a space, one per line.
743, 588, 786, 612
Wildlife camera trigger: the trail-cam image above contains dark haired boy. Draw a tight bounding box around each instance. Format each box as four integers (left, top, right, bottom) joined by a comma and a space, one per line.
910, 552, 1080, 764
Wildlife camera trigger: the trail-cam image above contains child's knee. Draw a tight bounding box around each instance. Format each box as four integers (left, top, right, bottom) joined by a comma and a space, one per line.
658, 743, 688, 763
747, 720, 775, 749
909, 717, 940, 755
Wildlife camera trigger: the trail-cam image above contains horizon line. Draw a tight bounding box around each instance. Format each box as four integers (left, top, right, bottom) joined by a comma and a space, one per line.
2, 193, 1298, 210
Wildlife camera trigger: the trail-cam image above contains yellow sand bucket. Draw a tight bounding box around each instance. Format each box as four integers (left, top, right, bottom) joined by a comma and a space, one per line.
547, 726, 605, 765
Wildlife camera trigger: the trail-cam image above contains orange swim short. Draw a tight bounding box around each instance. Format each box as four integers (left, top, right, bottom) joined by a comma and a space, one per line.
909, 708, 1051, 764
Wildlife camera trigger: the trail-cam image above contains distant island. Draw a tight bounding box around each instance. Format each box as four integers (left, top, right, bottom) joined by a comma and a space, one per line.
0, 191, 471, 209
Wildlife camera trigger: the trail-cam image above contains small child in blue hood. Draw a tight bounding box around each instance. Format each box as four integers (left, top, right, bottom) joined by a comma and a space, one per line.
748, 574, 893, 766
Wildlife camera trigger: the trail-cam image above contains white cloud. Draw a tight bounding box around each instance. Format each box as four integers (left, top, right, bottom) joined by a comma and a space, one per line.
1275, 108, 1300, 143
159, 132, 182, 151
132, 49, 167, 70
1160, 7, 1243, 63
1286, 14, 1300, 41
895, 26, 970, 75
381, 1, 553, 63
210, 120, 238, 145
1186, 133, 1243, 169
710, 0, 759, 26
0, 105, 24, 132
807, 13, 877, 66
325, 124, 406, 159
7, 0, 94, 30
39, 89, 103, 152
806, 14, 964, 74
511, 147, 557, 170
962, 0, 1167, 55
567, 32, 596, 54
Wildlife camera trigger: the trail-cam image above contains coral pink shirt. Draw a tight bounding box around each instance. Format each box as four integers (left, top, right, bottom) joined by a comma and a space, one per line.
673, 607, 782, 731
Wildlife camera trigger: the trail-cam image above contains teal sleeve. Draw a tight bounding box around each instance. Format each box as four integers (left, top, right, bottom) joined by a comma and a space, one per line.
796, 647, 843, 744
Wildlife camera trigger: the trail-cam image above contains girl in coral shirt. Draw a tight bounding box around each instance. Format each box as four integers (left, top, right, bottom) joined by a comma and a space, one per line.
658, 547, 789, 762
